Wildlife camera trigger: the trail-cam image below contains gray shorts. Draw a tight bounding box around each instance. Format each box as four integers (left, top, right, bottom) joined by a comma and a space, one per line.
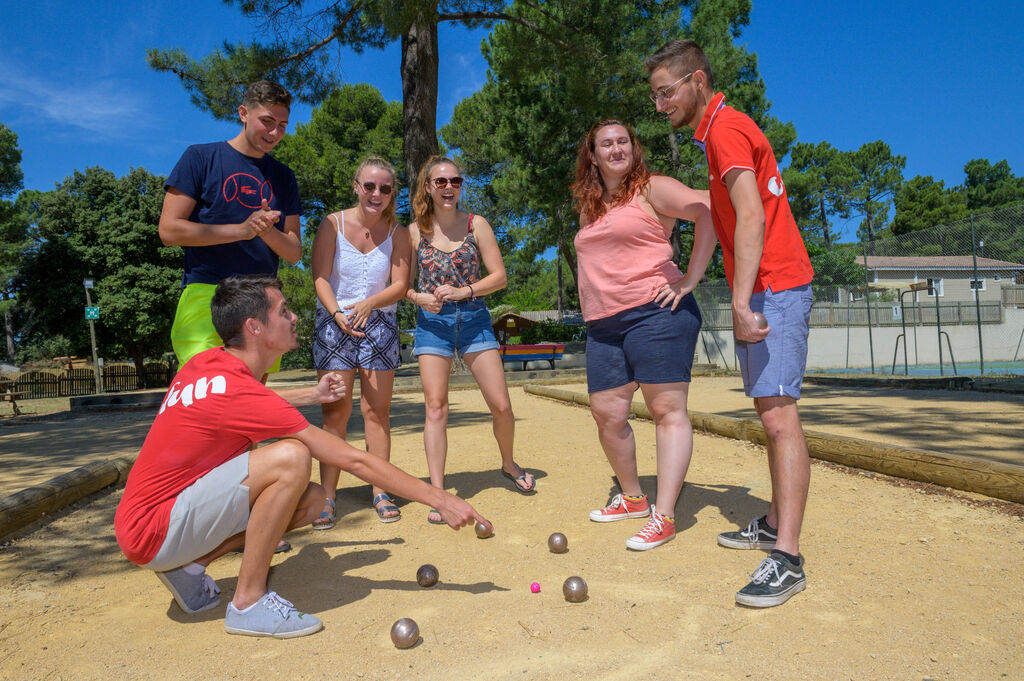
736, 284, 813, 399
143, 453, 251, 572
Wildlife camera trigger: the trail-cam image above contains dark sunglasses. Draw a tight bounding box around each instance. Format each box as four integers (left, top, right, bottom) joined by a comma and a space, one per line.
431, 176, 464, 189
359, 181, 393, 195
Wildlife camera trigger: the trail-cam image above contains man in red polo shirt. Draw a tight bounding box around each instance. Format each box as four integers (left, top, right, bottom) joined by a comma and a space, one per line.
645, 40, 815, 608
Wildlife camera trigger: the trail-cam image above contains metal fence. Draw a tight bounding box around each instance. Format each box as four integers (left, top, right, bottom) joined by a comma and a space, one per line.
1, 362, 174, 399
693, 203, 1024, 376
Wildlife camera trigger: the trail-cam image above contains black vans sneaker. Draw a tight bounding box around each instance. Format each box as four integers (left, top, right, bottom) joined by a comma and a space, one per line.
717, 515, 777, 550
735, 552, 806, 608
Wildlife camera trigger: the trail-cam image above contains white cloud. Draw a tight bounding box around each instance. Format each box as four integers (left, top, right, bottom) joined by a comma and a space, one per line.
0, 65, 146, 139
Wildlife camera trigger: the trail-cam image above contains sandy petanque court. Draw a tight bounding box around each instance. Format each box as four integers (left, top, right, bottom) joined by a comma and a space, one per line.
0, 375, 1022, 680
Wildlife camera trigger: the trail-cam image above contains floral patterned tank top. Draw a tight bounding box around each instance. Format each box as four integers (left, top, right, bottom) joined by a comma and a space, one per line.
417, 213, 483, 295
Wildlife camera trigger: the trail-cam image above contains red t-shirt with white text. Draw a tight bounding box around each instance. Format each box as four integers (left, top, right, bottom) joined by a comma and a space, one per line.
114, 348, 308, 565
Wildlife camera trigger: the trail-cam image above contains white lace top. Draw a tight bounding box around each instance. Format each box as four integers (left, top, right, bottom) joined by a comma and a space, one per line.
324, 212, 398, 313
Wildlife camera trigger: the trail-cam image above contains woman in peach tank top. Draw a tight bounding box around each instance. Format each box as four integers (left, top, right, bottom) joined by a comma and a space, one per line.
570, 120, 716, 551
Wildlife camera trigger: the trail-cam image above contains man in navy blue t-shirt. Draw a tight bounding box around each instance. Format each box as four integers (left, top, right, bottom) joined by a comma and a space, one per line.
159, 80, 302, 374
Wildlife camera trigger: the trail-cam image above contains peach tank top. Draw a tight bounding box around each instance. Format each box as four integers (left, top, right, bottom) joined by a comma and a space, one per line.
574, 193, 682, 322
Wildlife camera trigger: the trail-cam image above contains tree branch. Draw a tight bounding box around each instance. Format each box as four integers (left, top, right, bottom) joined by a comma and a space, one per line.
439, 11, 581, 53
273, 2, 361, 69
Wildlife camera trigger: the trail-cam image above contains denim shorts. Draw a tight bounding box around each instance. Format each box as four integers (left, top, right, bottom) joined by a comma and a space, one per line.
312, 305, 400, 371
414, 299, 500, 358
144, 453, 251, 572
736, 284, 813, 399
585, 296, 702, 393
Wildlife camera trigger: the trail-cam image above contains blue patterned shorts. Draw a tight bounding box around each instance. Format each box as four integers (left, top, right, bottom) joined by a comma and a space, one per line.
313, 305, 400, 371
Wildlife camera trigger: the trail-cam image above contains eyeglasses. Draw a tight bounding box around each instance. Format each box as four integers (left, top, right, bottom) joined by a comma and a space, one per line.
431, 176, 464, 189
649, 72, 693, 103
359, 181, 392, 195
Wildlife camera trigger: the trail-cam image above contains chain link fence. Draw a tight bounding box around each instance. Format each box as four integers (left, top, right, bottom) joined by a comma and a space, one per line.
692, 203, 1024, 376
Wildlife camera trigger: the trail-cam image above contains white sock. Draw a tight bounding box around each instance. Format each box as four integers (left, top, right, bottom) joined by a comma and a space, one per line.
182, 562, 205, 576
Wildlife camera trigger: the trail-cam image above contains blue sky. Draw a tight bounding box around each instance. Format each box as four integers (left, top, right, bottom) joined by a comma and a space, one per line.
3, 1, 1023, 242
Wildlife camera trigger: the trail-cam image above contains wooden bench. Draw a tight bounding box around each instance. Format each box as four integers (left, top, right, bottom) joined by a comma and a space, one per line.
499, 343, 565, 371
0, 382, 23, 416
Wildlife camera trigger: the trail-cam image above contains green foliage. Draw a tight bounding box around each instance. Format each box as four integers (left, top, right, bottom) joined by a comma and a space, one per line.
962, 159, 1024, 211
278, 262, 315, 369
490, 250, 578, 312
834, 140, 906, 243
521, 321, 585, 344
0, 123, 30, 361
148, 1, 594, 187
0, 123, 24, 198
446, 0, 787, 291
891, 175, 967, 235
807, 246, 863, 301
272, 83, 405, 237
782, 141, 841, 248
15, 167, 180, 381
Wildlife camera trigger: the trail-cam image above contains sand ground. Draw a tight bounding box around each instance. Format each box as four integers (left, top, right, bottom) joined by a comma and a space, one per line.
1, 377, 1022, 680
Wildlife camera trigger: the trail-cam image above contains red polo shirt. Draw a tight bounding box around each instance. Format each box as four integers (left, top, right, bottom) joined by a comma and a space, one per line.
694, 92, 813, 293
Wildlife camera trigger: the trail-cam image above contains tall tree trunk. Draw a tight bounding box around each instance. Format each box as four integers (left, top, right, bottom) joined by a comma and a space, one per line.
131, 346, 148, 389
819, 195, 831, 250
3, 305, 14, 362
667, 130, 680, 174
865, 211, 875, 255
401, 16, 440, 189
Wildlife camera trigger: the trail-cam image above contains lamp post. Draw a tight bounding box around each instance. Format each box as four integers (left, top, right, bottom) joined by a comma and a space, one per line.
83, 278, 102, 393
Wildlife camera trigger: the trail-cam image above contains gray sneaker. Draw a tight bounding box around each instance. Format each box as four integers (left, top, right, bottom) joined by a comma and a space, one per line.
224, 591, 323, 639
717, 515, 777, 550
155, 566, 221, 614
735, 552, 806, 608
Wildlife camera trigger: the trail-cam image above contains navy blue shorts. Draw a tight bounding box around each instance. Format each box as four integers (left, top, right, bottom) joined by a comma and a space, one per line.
585, 297, 702, 393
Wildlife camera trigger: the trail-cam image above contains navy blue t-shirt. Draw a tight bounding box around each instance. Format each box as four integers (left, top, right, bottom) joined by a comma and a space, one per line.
165, 141, 302, 286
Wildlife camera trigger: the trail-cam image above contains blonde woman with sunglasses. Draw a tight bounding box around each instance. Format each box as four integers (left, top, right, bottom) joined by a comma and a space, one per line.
407, 156, 536, 525
310, 157, 411, 527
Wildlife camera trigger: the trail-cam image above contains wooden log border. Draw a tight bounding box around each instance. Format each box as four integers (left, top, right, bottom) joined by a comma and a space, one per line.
523, 384, 1024, 505
0, 456, 134, 541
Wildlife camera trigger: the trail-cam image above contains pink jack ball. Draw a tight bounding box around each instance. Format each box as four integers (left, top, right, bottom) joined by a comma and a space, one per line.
530, 582, 541, 593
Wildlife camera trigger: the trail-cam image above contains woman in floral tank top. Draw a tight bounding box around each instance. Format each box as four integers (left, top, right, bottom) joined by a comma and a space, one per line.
406, 156, 537, 523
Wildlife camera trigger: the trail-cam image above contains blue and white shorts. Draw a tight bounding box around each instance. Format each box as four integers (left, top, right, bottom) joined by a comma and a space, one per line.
313, 305, 400, 371
736, 284, 813, 399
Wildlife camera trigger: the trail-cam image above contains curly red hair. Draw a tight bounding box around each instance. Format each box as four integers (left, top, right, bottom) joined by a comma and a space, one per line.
570, 120, 651, 224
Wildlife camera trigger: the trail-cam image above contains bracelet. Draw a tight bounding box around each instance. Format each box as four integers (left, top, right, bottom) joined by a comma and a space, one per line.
332, 310, 343, 317
468, 284, 475, 300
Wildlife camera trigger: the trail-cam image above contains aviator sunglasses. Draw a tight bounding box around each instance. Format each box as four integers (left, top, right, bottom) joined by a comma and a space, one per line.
359, 181, 393, 195
431, 176, 464, 189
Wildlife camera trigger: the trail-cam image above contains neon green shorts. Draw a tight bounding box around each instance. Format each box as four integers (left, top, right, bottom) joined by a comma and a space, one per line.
171, 283, 281, 373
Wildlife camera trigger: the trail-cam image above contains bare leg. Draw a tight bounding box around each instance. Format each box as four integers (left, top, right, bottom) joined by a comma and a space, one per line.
463, 349, 532, 489
754, 395, 810, 555
588, 383, 642, 497
418, 353, 453, 490
192, 439, 323, 609
315, 369, 355, 516
637, 381, 693, 517
360, 367, 398, 518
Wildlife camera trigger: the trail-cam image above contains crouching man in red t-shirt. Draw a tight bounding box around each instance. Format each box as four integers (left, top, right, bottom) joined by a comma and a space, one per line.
645, 40, 815, 608
115, 274, 489, 638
